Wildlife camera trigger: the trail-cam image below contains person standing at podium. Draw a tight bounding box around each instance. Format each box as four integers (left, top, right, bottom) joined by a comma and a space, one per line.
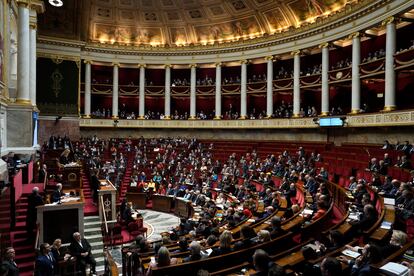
51, 183, 63, 203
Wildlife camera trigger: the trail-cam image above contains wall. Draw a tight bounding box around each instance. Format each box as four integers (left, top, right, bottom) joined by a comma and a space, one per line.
38, 117, 80, 145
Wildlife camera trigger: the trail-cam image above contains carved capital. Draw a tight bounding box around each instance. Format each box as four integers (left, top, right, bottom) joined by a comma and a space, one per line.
164, 64, 172, 69
138, 64, 146, 68
348, 32, 360, 40
215, 62, 222, 67
381, 16, 395, 26
16, 0, 29, 8
84, 60, 93, 65
290, 50, 301, 56
111, 62, 120, 67
264, 56, 273, 61
189, 64, 197, 69
240, 60, 249, 65
318, 42, 329, 49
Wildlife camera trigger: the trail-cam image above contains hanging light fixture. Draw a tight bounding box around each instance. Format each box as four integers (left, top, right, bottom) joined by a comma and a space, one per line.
49, 0, 63, 7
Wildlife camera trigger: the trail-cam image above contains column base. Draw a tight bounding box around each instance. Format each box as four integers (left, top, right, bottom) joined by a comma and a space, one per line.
382, 106, 396, 112
239, 116, 247, 120
214, 116, 221, 120
163, 116, 171, 120
320, 112, 329, 117
349, 109, 361, 115
292, 113, 300, 118
137, 116, 145, 120
111, 116, 119, 119
83, 114, 91, 119
15, 98, 31, 105
188, 116, 197, 120
266, 115, 273, 119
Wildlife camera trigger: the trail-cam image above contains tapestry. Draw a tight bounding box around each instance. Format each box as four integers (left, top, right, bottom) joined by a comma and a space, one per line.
37, 57, 79, 115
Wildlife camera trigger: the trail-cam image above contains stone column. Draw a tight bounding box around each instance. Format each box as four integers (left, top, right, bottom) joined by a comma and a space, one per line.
16, 0, 30, 104
292, 51, 301, 117
265, 56, 273, 118
320, 43, 330, 116
383, 17, 396, 111
138, 64, 146, 119
112, 63, 119, 118
164, 65, 171, 119
29, 18, 37, 106
215, 63, 222, 119
350, 33, 361, 114
189, 64, 197, 119
240, 60, 248, 119
84, 61, 92, 117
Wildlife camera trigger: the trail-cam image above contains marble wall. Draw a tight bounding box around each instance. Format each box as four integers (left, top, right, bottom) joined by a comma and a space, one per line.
7, 106, 33, 147
38, 117, 81, 145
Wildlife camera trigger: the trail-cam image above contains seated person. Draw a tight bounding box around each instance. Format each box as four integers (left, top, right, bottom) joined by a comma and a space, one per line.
234, 225, 257, 250
146, 246, 177, 276
183, 241, 204, 262
210, 230, 233, 257
349, 204, 378, 232
51, 183, 64, 203
122, 202, 135, 224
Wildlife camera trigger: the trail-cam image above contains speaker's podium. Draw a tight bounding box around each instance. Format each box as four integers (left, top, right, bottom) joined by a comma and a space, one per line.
37, 190, 85, 244
98, 180, 117, 224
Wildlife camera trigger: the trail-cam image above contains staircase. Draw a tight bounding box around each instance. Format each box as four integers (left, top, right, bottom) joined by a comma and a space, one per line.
84, 216, 106, 274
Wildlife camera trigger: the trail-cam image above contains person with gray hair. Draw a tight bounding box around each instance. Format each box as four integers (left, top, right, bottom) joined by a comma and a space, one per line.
26, 186, 44, 241
51, 183, 63, 203
69, 232, 96, 275
183, 241, 204, 262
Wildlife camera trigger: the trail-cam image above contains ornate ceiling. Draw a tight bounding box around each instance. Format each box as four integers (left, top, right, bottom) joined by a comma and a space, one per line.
38, 0, 354, 47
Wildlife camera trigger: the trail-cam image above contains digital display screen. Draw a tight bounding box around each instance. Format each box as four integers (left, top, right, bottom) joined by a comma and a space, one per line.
319, 117, 344, 127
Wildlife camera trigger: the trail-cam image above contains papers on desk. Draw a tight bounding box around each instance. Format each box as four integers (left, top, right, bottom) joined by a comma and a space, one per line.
381, 221, 392, 230
64, 162, 79, 167
247, 218, 255, 223
380, 262, 409, 276
342, 249, 361, 259
302, 208, 313, 216
60, 197, 80, 203
348, 213, 360, 221
201, 248, 213, 257
384, 198, 396, 206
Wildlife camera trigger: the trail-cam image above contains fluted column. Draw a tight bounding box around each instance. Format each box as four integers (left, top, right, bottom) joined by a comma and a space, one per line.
292, 51, 301, 117
84, 60, 92, 117
350, 33, 361, 114
138, 64, 146, 119
240, 60, 248, 119
112, 63, 119, 118
215, 63, 222, 119
164, 65, 171, 119
265, 56, 273, 118
190, 64, 197, 119
383, 17, 397, 111
29, 19, 37, 106
16, 0, 30, 104
320, 43, 330, 116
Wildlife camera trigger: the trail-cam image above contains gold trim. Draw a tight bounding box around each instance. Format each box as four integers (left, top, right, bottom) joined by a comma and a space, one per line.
112, 116, 119, 119
214, 116, 221, 120
30, 0, 45, 14
318, 42, 329, 49
240, 60, 248, 65
189, 64, 197, 69
382, 106, 396, 112
215, 62, 222, 67
290, 50, 301, 56
138, 64, 146, 68
138, 116, 145, 119
292, 113, 301, 118
29, 22, 37, 30
37, 53, 81, 62
239, 116, 247, 120
348, 32, 360, 40
188, 116, 197, 120
84, 60, 92, 64
16, 0, 29, 7
350, 109, 361, 114
163, 116, 171, 120
382, 16, 395, 26
320, 112, 329, 116
264, 56, 273, 61
164, 64, 172, 69
15, 99, 32, 105
111, 62, 120, 67
83, 114, 91, 118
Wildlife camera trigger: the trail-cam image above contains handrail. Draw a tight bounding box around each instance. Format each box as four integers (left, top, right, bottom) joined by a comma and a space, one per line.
100, 195, 109, 234
34, 223, 40, 249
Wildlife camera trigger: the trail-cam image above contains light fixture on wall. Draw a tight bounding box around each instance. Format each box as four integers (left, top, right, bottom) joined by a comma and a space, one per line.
49, 0, 63, 7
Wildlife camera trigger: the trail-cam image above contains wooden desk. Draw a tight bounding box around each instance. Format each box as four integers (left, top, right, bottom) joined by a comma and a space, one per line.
98, 180, 117, 222
174, 198, 193, 219
126, 192, 147, 209
37, 190, 84, 244
62, 165, 82, 189
152, 195, 174, 213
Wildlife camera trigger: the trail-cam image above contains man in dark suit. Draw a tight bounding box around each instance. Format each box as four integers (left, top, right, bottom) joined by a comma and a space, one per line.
51, 183, 63, 203
90, 170, 100, 204
69, 232, 96, 275
1, 247, 19, 276
34, 243, 55, 276
38, 164, 47, 183
26, 187, 44, 241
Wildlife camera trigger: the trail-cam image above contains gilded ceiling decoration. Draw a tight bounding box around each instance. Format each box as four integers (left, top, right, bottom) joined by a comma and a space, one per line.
38, 0, 355, 47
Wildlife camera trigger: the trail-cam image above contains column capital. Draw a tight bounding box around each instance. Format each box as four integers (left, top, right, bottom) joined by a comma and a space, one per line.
30, 0, 45, 14
264, 56, 274, 61
240, 60, 249, 65
348, 32, 360, 40
189, 64, 197, 69
290, 50, 301, 56
382, 16, 395, 26
84, 59, 93, 64
318, 42, 329, 49
111, 62, 120, 67
215, 62, 222, 67
138, 63, 146, 68
29, 22, 37, 29
164, 64, 172, 69
16, 0, 29, 7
